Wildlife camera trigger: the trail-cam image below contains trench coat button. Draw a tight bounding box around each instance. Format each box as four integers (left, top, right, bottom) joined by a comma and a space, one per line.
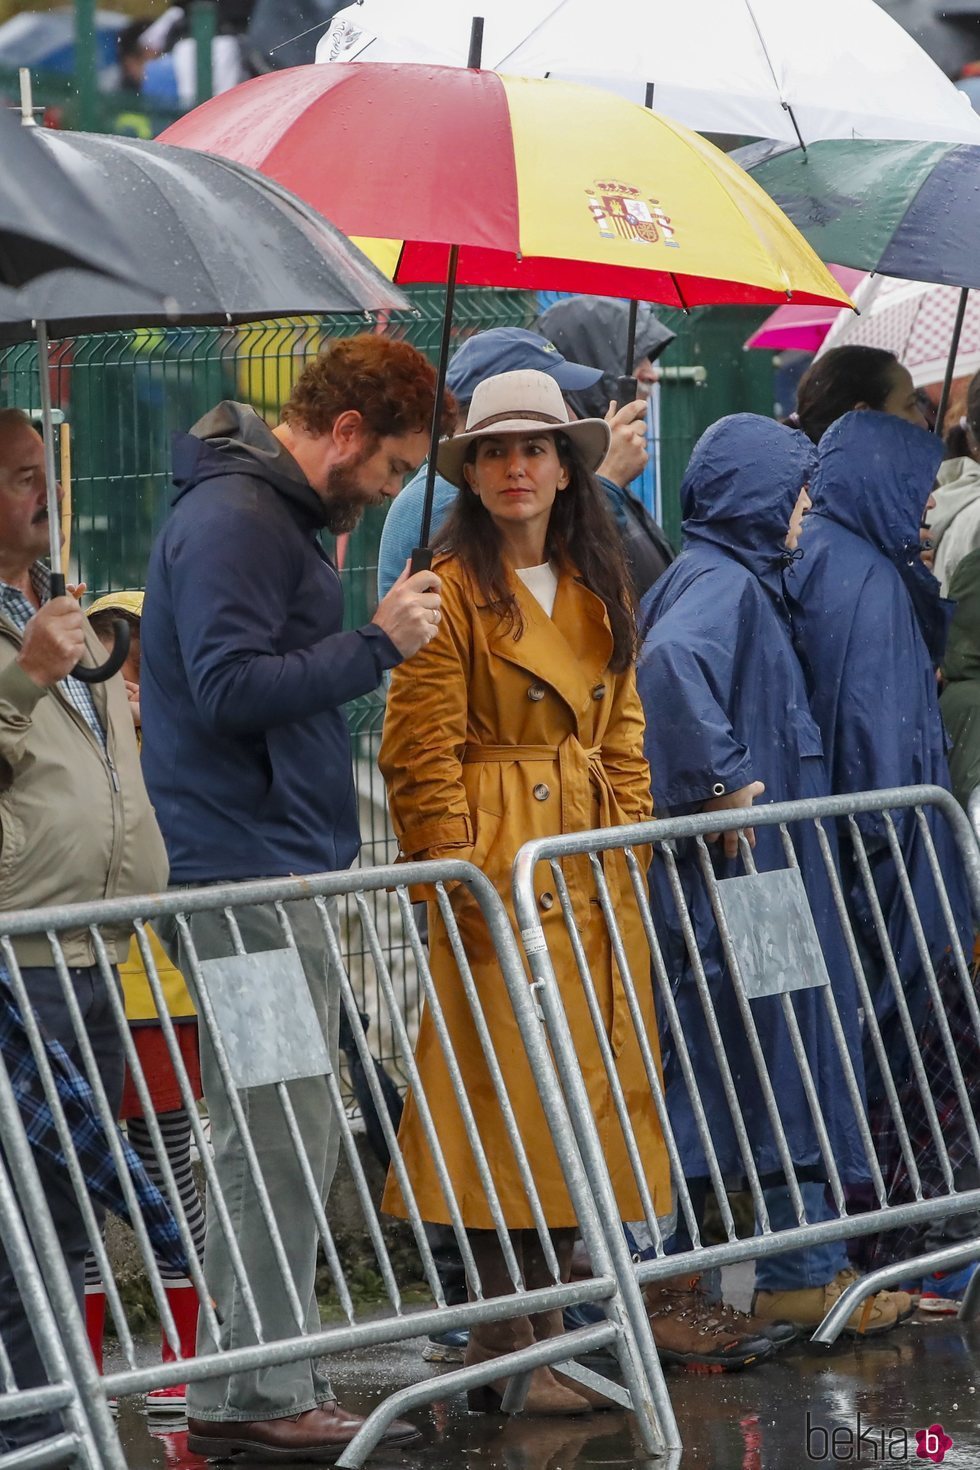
539, 891, 555, 911
711, 782, 726, 797
533, 783, 550, 801
527, 684, 546, 701
591, 683, 606, 701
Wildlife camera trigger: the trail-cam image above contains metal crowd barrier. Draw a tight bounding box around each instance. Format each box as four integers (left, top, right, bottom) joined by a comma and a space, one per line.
513, 784, 980, 1349
0, 861, 676, 1468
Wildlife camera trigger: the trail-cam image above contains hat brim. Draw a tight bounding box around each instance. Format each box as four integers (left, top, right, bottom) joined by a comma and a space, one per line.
437, 417, 611, 492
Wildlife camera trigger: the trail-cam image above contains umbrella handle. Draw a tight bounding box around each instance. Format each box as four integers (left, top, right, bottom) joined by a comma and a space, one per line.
410, 547, 434, 575
49, 574, 131, 684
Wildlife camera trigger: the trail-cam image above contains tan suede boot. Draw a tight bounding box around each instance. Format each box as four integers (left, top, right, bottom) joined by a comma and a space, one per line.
523, 1229, 617, 1410
464, 1230, 591, 1416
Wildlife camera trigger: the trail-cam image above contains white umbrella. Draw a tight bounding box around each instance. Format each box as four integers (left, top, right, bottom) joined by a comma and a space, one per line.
817, 274, 980, 392
317, 0, 980, 145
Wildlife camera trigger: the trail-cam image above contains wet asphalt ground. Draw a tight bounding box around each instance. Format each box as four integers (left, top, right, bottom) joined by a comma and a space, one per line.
111, 1265, 980, 1469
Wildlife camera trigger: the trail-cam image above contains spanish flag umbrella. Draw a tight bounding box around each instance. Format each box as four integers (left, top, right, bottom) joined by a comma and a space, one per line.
162, 59, 850, 564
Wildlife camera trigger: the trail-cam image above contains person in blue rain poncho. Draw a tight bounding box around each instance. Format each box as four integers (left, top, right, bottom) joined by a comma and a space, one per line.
792, 410, 980, 1302
637, 413, 911, 1337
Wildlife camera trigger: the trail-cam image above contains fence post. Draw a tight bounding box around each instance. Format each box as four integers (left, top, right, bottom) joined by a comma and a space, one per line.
74, 0, 98, 131
191, 1, 217, 106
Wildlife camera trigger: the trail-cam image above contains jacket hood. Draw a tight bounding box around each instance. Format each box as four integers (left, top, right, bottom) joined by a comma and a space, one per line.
171, 401, 329, 528
535, 295, 675, 419
944, 546, 980, 682
927, 454, 980, 547
809, 410, 942, 558
679, 413, 816, 590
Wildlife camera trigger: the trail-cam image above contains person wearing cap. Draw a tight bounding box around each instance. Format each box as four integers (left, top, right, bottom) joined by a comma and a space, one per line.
84, 591, 204, 1417
377, 326, 658, 602
378, 369, 674, 1414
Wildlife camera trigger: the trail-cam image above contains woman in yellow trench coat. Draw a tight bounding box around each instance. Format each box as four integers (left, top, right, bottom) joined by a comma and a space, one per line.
379, 370, 670, 1415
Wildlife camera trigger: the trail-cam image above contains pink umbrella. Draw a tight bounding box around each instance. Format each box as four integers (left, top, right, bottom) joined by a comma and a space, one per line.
745, 265, 865, 352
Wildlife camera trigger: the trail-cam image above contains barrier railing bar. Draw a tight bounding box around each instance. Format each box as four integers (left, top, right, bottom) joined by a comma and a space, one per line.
0, 940, 136, 1368
350, 891, 486, 1298
178, 911, 306, 1335
846, 819, 954, 1190
624, 850, 731, 1248
89, 925, 218, 1355
812, 818, 905, 1198
659, 844, 770, 1228
696, 836, 807, 1223
318, 899, 445, 1306
129, 918, 255, 1346
779, 819, 885, 1200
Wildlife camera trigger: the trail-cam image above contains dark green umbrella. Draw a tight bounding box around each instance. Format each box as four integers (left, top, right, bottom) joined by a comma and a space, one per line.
735, 136, 980, 429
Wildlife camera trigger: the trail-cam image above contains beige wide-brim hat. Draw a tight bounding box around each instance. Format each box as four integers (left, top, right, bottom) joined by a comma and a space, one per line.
436, 369, 611, 491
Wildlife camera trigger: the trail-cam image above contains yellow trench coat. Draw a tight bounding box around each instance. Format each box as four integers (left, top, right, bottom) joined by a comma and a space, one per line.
379, 556, 671, 1229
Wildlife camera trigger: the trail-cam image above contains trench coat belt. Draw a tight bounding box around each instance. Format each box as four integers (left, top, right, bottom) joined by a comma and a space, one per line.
461, 740, 629, 1053
461, 743, 602, 764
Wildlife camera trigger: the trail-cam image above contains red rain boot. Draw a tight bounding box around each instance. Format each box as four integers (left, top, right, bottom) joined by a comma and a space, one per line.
84, 1286, 106, 1375
145, 1281, 199, 1417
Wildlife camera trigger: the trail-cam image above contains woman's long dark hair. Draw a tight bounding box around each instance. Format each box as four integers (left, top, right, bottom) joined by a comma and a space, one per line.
437, 432, 637, 673
795, 346, 899, 444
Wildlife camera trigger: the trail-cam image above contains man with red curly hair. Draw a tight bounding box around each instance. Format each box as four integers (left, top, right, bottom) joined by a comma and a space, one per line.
140, 334, 451, 1460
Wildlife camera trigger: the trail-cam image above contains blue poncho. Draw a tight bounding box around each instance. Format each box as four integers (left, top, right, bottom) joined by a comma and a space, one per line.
638, 414, 868, 1183
792, 410, 974, 1049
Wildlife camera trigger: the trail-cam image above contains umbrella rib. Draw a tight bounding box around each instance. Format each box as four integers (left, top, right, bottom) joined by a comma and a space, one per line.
495, 0, 572, 70
741, 0, 787, 112
671, 274, 690, 313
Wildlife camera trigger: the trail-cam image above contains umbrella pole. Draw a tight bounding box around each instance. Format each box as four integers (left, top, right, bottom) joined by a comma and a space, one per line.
411, 15, 484, 575
411, 244, 460, 574
935, 287, 969, 437
35, 321, 63, 584
622, 82, 656, 378
36, 321, 130, 681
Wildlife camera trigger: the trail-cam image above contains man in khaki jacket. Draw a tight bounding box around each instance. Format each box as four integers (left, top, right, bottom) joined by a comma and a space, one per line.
0, 408, 168, 1452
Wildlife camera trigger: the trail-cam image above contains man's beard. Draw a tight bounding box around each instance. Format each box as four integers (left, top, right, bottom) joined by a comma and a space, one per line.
322, 455, 383, 535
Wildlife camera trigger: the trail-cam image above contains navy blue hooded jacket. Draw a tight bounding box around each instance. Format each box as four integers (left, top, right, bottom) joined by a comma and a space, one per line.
140, 402, 401, 883
637, 415, 868, 1182
792, 410, 973, 1040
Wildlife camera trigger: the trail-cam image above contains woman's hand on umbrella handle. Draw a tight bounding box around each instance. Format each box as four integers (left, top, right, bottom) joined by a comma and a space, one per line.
702, 780, 766, 860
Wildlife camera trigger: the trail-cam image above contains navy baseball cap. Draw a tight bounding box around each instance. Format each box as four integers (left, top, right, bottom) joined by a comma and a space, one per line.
446, 327, 604, 404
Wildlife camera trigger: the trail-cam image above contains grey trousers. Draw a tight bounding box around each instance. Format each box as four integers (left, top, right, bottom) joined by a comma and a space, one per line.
0, 966, 124, 1452
158, 897, 341, 1424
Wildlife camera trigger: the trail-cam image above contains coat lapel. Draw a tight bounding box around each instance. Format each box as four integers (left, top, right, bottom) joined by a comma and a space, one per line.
480, 566, 614, 723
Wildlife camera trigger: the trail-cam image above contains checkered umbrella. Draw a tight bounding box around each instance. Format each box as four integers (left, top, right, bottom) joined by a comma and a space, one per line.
817, 276, 980, 393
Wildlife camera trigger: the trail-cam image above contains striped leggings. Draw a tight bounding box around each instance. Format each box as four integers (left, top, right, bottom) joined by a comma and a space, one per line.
85, 1108, 206, 1286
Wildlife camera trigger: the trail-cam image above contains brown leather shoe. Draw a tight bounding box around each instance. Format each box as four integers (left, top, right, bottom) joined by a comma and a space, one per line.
186, 1403, 419, 1462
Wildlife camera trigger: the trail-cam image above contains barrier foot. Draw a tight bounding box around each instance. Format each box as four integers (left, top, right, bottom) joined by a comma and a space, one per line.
334, 1323, 621, 1469
812, 1241, 980, 1344
0, 1432, 82, 1470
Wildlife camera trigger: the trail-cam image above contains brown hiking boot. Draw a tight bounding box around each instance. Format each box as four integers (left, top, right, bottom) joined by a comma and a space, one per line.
644, 1275, 774, 1373
708, 1296, 799, 1349
752, 1267, 906, 1337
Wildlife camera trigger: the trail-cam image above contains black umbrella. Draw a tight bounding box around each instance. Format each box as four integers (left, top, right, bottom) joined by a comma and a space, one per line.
0, 122, 407, 668
0, 104, 166, 680
0, 105, 147, 291
0, 129, 407, 338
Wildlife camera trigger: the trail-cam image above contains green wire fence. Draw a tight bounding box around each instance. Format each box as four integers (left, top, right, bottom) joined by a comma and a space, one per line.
0, 289, 772, 1089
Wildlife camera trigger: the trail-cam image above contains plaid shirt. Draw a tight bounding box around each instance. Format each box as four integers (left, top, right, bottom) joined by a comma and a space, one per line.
0, 966, 189, 1278
0, 564, 106, 750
